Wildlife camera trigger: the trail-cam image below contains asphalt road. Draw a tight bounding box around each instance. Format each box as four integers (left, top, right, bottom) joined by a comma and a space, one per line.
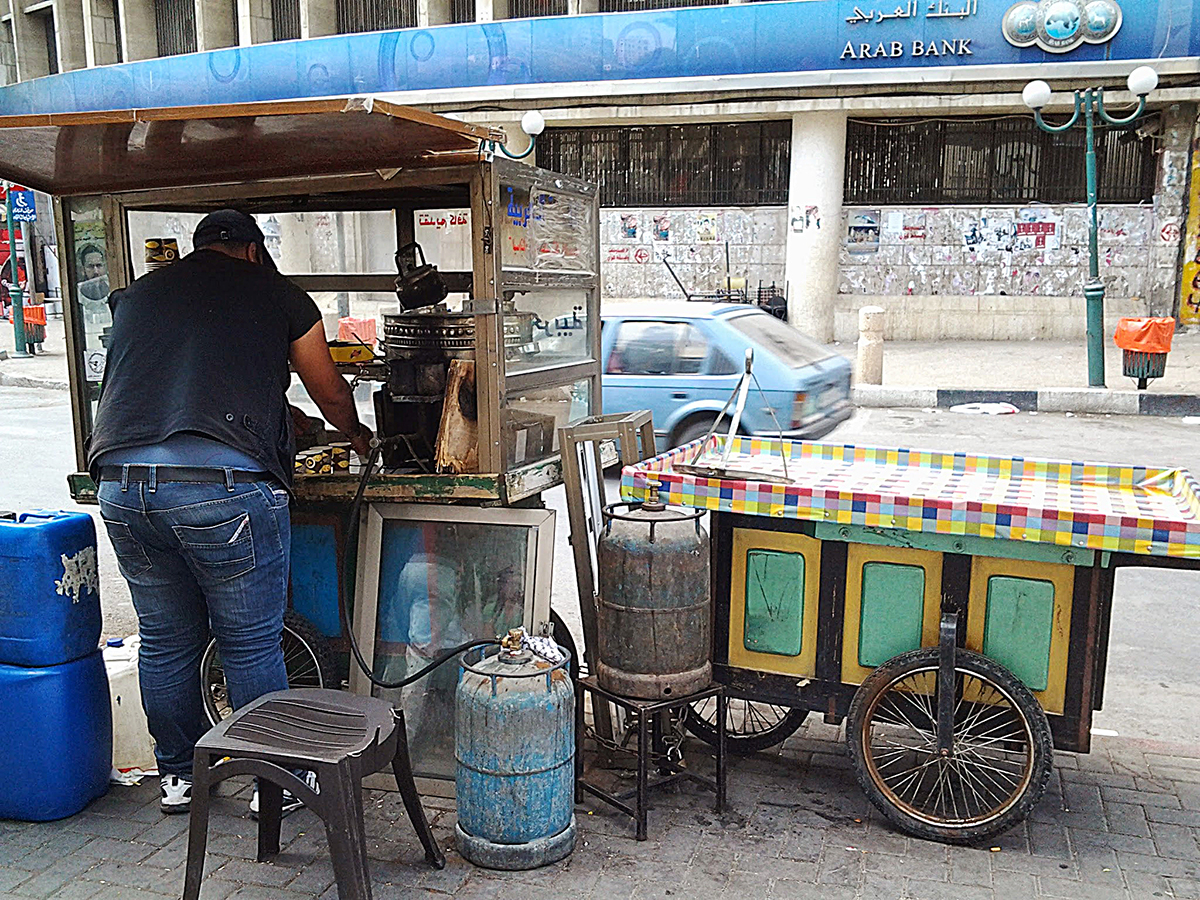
5, 384, 1200, 746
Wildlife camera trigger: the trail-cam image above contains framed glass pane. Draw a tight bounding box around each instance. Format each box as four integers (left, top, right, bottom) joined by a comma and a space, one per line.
506, 288, 593, 374
503, 378, 591, 468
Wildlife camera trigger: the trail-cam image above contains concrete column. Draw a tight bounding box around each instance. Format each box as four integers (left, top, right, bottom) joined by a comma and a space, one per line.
476, 0, 497, 21
575, 0, 597, 11
55, 0, 87, 70
300, 0, 335, 37
195, 0, 235, 49
784, 109, 846, 343
118, 0, 156, 60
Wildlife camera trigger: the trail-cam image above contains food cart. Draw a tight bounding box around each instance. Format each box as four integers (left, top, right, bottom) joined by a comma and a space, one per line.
622, 435, 1200, 842
0, 98, 601, 784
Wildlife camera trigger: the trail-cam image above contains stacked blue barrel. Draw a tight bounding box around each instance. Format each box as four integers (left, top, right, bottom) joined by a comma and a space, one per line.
0, 511, 111, 820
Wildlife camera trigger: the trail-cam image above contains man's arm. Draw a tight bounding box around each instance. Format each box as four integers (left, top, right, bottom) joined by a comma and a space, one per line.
290, 322, 372, 455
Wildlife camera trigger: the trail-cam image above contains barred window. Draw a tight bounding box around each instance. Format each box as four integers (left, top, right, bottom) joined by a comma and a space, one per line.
336, 0, 417, 33
272, 0, 301, 40
505, 0, 566, 17
449, 0, 475, 22
844, 116, 1157, 206
538, 122, 790, 207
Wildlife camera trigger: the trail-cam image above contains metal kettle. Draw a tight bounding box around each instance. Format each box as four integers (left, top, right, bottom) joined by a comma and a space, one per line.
394, 241, 448, 310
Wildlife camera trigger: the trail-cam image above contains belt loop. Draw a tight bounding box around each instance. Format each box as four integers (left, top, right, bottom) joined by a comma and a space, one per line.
148, 465, 157, 494
224, 467, 235, 492
120, 464, 130, 492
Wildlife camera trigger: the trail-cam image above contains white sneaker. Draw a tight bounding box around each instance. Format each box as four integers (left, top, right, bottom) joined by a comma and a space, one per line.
160, 775, 192, 814
249, 770, 318, 819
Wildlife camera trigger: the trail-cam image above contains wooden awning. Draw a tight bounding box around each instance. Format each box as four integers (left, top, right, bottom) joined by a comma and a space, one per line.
0, 97, 498, 195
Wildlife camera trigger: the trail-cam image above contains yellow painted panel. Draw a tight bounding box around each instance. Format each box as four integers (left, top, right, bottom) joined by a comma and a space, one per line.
842, 543, 944, 686
729, 528, 821, 677
966, 557, 1074, 716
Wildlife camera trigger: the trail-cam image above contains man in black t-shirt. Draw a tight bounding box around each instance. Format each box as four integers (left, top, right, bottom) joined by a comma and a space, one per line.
89, 210, 372, 815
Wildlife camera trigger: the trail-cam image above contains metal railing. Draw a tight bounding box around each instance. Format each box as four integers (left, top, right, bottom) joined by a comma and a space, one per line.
154, 0, 197, 56
844, 116, 1157, 206
449, 0, 475, 22
598, 0, 723, 10
337, 0, 417, 33
272, 0, 301, 40
505, 0, 566, 18
538, 122, 790, 207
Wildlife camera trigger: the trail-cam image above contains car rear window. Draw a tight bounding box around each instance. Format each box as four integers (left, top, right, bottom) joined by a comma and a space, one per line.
726, 311, 832, 368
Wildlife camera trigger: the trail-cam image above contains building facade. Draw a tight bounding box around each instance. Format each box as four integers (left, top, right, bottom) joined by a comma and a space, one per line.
0, 0, 1197, 343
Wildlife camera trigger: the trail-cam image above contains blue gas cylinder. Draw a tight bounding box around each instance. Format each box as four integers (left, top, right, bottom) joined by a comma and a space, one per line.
0, 511, 101, 667
455, 639, 575, 870
0, 649, 111, 820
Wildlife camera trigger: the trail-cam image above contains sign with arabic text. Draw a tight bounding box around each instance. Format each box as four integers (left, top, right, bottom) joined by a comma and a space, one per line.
842, 1, 979, 59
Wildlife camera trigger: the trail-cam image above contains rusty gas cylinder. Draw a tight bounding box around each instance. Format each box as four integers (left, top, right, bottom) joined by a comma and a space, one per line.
595, 484, 710, 699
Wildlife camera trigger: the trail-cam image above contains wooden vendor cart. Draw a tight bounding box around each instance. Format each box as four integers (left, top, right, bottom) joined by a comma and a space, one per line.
622, 435, 1200, 842
0, 98, 602, 784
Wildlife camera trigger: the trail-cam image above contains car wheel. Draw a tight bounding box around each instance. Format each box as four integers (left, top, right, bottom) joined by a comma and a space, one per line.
672, 417, 721, 449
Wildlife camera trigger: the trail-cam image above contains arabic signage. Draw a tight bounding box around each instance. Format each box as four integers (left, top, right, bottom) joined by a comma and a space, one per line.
0, 0, 1192, 116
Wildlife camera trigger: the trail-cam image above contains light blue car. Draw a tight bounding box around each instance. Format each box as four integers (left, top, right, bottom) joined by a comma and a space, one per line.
601, 302, 853, 451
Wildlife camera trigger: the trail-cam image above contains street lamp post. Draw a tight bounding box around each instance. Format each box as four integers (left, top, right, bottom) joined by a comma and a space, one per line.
1023, 66, 1159, 389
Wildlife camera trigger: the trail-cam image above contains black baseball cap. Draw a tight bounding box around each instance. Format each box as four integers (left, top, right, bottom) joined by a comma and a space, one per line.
193, 209, 275, 268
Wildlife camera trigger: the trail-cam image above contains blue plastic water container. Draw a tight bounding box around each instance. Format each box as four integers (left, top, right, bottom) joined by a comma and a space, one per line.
0, 510, 101, 667
0, 649, 111, 820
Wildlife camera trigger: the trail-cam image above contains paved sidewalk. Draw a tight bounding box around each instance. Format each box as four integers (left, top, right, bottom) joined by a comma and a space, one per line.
2, 720, 1198, 900
0, 316, 70, 389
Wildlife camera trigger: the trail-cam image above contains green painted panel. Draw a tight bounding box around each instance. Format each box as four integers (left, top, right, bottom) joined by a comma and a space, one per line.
859, 563, 925, 667
983, 576, 1055, 692
743, 550, 804, 657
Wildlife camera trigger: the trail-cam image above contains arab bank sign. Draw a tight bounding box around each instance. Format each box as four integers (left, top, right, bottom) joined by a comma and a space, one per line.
839, 0, 1123, 62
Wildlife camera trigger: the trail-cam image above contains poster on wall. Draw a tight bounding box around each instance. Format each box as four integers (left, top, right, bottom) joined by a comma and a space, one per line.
1014, 208, 1061, 251
620, 213, 638, 239
964, 210, 1016, 253
696, 212, 719, 243
846, 209, 880, 253
652, 214, 671, 241
790, 205, 821, 233
1179, 124, 1200, 325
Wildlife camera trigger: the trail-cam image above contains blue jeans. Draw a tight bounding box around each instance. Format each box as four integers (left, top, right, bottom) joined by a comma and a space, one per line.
98, 477, 291, 778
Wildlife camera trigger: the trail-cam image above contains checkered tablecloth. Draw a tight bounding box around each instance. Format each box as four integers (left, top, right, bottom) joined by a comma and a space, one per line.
619, 436, 1200, 559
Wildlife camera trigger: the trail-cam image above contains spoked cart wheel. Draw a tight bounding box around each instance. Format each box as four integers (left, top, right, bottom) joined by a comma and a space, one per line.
685, 695, 808, 754
201, 609, 336, 726
846, 615, 1053, 844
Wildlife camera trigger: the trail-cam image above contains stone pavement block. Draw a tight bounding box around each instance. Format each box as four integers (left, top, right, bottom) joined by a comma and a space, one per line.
132, 818, 188, 850
992, 852, 1074, 879
990, 870, 1036, 897
32, 881, 103, 900
746, 859, 816, 883
815, 848, 863, 887
74, 862, 176, 894
1038, 875, 1130, 899
73, 841, 156, 865
60, 818, 151, 842
9, 853, 99, 899
194, 880, 238, 900
906, 877, 993, 900
282, 861, 333, 896
1102, 802, 1150, 837
1176, 783, 1200, 812
768, 882, 856, 900
864, 851, 941, 883
1120, 871, 1172, 897
586, 873, 636, 900
1068, 826, 1157, 856
858, 872, 905, 900
1146, 807, 1200, 827
1061, 771, 1137, 790
1114, 850, 1200, 879
778, 831, 823, 864
219, 886, 315, 900
1029, 821, 1073, 859
1102, 787, 1179, 810
1167, 875, 1200, 899
211, 859, 300, 888
87, 887, 174, 900
0, 872, 31, 894
1150, 766, 1200, 785
947, 848, 992, 887
1149, 822, 1200, 860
